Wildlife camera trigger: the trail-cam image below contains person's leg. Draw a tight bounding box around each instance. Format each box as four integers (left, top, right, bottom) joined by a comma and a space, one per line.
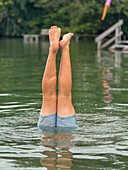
57, 33, 76, 119
38, 26, 61, 127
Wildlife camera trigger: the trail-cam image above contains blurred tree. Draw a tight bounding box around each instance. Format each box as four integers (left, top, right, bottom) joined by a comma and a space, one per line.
0, 0, 128, 37
0, 0, 42, 36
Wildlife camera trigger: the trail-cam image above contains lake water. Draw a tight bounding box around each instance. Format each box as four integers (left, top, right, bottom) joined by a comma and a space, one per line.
0, 38, 128, 169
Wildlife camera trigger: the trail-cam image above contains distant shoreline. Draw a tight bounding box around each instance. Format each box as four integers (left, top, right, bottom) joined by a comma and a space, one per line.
0, 34, 98, 39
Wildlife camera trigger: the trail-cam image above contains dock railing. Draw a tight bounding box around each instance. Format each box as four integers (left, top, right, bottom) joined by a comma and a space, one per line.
24, 34, 39, 43
95, 20, 123, 50
40, 29, 49, 37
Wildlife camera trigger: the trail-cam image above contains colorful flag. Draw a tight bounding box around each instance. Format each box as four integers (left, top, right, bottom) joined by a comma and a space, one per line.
101, 0, 112, 21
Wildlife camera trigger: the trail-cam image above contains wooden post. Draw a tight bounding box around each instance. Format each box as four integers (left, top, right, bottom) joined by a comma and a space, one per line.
95, 20, 123, 50
23, 34, 38, 43
98, 41, 101, 50
118, 26, 121, 42
76, 36, 79, 43
35, 35, 38, 43
115, 27, 119, 44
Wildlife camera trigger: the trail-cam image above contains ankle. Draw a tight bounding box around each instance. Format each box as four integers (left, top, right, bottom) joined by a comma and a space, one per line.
49, 47, 58, 54
61, 45, 69, 51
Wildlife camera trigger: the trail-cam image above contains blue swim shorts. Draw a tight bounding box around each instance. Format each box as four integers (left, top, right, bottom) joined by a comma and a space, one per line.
37, 113, 77, 129
56, 115, 77, 128
37, 113, 56, 127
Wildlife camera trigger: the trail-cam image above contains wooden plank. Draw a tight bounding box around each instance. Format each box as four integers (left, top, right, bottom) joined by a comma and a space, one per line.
115, 28, 119, 44
110, 44, 128, 50
101, 32, 123, 49
114, 44, 128, 48
109, 44, 116, 50
95, 20, 123, 42
118, 26, 121, 41
23, 34, 39, 43
101, 36, 115, 49
98, 41, 101, 49
118, 40, 128, 44
123, 46, 128, 51
40, 29, 49, 35
24, 34, 38, 37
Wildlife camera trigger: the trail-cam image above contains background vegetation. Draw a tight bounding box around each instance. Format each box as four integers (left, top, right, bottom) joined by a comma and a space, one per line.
0, 0, 128, 37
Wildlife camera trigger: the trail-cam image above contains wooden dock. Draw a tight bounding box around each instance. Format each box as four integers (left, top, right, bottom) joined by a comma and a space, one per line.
24, 34, 39, 43
40, 29, 49, 38
95, 20, 128, 51
110, 41, 128, 51
23, 29, 49, 43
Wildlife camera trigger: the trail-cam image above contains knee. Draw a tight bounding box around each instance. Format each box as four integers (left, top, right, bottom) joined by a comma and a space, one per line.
58, 79, 71, 94
42, 77, 56, 95
59, 77, 71, 87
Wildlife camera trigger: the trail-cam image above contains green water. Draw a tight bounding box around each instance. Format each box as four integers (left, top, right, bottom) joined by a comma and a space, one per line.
0, 38, 128, 169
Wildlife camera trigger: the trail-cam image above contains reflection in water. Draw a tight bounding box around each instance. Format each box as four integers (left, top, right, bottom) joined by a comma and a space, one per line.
114, 51, 121, 69
101, 65, 113, 103
97, 50, 121, 69
96, 50, 122, 103
0, 39, 128, 169
40, 132, 73, 169
114, 51, 121, 85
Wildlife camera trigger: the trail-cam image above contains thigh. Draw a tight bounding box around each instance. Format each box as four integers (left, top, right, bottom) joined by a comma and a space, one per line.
57, 95, 75, 117
41, 95, 57, 116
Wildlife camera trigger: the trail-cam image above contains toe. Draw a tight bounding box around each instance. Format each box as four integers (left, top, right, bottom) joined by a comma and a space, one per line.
50, 26, 57, 29
58, 28, 61, 36
58, 27, 61, 32
49, 26, 57, 33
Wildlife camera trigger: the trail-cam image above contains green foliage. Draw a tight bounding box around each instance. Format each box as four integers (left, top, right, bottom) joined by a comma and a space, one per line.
0, 0, 128, 36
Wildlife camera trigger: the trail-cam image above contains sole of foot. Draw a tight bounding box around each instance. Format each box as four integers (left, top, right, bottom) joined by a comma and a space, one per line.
59, 33, 73, 49
49, 26, 61, 52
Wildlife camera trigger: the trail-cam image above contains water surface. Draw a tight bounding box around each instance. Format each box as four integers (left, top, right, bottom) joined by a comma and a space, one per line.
0, 38, 128, 169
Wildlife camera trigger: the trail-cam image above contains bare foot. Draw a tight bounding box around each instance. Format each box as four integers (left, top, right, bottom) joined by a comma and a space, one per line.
59, 33, 73, 49
49, 26, 61, 52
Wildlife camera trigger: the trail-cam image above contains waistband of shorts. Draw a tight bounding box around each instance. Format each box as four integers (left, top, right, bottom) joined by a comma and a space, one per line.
40, 113, 56, 118
57, 114, 76, 119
